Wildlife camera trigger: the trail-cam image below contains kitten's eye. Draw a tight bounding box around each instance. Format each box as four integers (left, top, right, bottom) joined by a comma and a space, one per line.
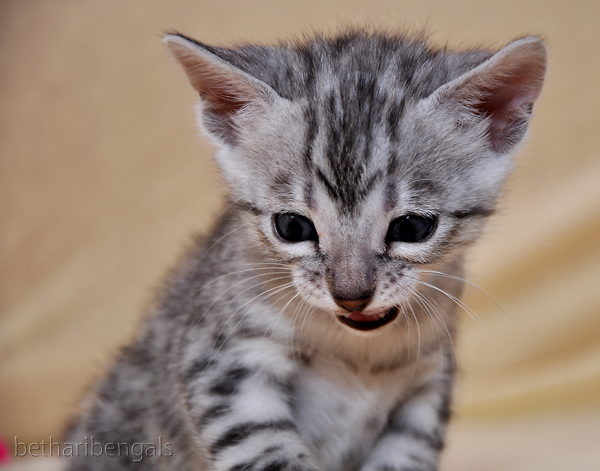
386, 215, 436, 244
274, 213, 318, 243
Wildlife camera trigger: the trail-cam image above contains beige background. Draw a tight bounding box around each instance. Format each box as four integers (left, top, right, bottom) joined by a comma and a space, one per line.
1, 1, 599, 469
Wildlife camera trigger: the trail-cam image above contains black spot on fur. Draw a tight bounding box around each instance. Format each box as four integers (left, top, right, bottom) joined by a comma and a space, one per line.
210, 420, 296, 455
262, 445, 282, 454
209, 366, 251, 396
230, 460, 257, 471
410, 178, 443, 197
198, 402, 232, 429
235, 200, 265, 216
213, 332, 228, 349
297, 352, 312, 367
451, 207, 494, 219
384, 413, 445, 453
407, 427, 445, 452
303, 104, 318, 169
260, 461, 286, 471
303, 180, 315, 210
185, 357, 212, 380
437, 393, 452, 424
237, 323, 269, 339
271, 375, 295, 398
386, 98, 406, 143
384, 181, 398, 211
369, 357, 408, 374
272, 172, 293, 192
315, 168, 339, 202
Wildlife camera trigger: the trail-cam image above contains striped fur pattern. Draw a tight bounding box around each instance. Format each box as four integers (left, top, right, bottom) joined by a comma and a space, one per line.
64, 30, 546, 471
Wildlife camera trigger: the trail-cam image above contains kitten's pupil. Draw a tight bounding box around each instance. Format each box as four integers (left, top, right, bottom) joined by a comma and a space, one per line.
274, 213, 318, 242
386, 215, 436, 244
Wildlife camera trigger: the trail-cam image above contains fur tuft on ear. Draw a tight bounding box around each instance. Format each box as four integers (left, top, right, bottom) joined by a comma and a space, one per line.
434, 37, 547, 153
163, 34, 277, 145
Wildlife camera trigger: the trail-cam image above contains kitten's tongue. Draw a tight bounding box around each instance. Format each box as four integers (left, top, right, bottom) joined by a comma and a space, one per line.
338, 307, 399, 331
348, 310, 384, 322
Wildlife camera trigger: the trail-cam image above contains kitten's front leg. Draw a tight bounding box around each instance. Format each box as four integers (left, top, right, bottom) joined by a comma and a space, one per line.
181, 337, 320, 471
361, 367, 453, 471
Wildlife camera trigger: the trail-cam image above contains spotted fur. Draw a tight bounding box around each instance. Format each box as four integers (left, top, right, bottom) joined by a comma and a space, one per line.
64, 29, 546, 471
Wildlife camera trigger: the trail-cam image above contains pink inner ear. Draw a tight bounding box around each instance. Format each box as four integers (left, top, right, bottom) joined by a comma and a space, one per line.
474, 65, 540, 152
200, 74, 252, 119
454, 38, 547, 153
196, 69, 263, 144
164, 36, 268, 144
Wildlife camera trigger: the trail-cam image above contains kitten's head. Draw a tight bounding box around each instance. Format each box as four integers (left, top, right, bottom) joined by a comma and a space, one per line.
165, 31, 546, 333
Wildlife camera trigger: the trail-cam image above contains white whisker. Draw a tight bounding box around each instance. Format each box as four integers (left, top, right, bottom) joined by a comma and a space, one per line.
420, 269, 511, 318
410, 276, 503, 369
187, 271, 292, 340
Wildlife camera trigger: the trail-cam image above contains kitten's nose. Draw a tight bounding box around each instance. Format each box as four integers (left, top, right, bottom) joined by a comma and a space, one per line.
334, 296, 372, 312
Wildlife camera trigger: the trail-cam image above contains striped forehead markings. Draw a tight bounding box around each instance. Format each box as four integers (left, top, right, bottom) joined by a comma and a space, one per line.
314, 167, 385, 214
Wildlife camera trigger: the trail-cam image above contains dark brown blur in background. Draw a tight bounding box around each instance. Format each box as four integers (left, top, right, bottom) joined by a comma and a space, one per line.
1, 1, 599, 470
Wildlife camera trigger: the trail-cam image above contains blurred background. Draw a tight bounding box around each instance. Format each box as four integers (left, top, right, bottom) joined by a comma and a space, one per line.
1, 1, 599, 470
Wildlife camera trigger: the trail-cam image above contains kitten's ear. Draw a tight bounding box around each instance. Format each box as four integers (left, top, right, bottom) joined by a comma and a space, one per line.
163, 34, 277, 145
432, 37, 547, 153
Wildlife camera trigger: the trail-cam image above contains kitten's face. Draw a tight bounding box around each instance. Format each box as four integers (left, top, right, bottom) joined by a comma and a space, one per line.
237, 96, 494, 332
164, 31, 546, 332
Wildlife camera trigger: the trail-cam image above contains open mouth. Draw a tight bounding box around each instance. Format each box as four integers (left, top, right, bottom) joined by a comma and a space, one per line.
337, 307, 399, 331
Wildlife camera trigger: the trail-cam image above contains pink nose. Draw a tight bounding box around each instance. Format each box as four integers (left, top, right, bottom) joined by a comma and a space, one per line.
333, 296, 371, 312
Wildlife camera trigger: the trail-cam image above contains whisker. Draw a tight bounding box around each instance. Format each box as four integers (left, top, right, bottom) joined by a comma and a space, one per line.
416, 279, 488, 334
191, 265, 292, 296
420, 269, 511, 318
410, 276, 503, 369
405, 300, 422, 386
412, 292, 441, 351
193, 222, 247, 270
213, 278, 295, 338
298, 294, 318, 346
412, 291, 458, 372
187, 271, 292, 340
265, 290, 301, 340
206, 281, 297, 365
290, 294, 314, 374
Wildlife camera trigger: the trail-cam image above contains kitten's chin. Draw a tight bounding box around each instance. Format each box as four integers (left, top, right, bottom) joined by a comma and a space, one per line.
337, 307, 399, 332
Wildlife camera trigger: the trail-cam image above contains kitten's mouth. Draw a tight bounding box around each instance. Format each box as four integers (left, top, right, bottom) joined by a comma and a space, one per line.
337, 307, 399, 331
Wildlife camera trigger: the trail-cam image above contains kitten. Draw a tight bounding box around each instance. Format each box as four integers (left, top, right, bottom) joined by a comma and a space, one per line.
64, 29, 546, 471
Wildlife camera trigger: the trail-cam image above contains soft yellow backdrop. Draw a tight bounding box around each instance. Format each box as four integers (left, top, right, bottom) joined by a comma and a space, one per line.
1, 1, 599, 469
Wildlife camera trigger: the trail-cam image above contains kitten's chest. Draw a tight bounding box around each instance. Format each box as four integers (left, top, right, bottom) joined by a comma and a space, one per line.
293, 355, 416, 470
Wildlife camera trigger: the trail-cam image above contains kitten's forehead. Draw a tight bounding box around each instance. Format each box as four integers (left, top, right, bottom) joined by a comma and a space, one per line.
263, 87, 468, 220
300, 85, 402, 215
289, 38, 451, 215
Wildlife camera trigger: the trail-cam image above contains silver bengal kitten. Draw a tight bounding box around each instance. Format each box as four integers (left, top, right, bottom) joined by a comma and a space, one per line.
64, 30, 546, 471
